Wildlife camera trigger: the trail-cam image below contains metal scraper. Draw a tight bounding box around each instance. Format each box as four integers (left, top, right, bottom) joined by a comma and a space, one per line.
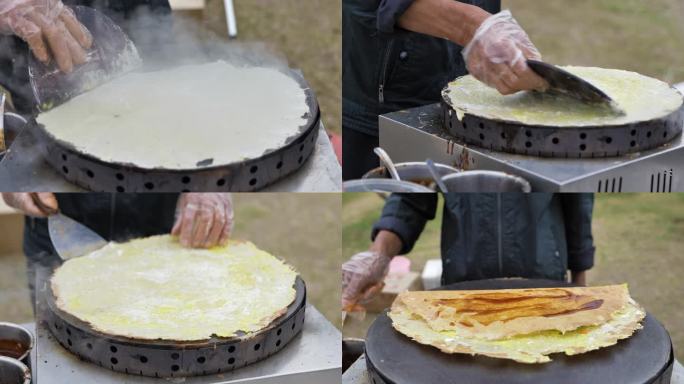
47, 212, 107, 261
29, 6, 142, 112
527, 60, 624, 114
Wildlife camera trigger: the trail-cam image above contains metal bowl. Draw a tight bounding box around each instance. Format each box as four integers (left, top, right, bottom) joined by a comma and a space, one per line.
343, 179, 434, 193
363, 162, 459, 187
0, 323, 34, 365
441, 171, 532, 193
0, 356, 31, 384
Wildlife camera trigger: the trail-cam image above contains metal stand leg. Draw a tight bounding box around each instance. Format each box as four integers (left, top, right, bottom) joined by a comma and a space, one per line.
224, 0, 238, 38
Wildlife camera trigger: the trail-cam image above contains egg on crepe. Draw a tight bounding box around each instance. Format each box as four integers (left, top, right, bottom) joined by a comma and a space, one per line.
389, 285, 645, 363
51, 235, 298, 341
443, 67, 683, 127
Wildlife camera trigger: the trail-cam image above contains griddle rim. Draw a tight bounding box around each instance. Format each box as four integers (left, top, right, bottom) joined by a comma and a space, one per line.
364, 278, 674, 384
44, 274, 307, 377
28, 68, 321, 192
441, 83, 684, 158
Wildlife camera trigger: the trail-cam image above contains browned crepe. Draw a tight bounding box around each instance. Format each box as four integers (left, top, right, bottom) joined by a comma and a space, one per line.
389, 284, 645, 363
395, 285, 630, 340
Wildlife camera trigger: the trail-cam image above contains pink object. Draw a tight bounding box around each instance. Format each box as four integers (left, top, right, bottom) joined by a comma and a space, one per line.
328, 131, 342, 165
389, 256, 411, 274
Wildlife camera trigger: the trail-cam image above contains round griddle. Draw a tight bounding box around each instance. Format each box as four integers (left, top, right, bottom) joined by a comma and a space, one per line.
365, 279, 674, 384
30, 70, 320, 192
442, 89, 684, 158
45, 276, 306, 378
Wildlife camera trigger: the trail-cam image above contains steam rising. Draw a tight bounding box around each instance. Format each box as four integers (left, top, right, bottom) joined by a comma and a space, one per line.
119, 6, 292, 74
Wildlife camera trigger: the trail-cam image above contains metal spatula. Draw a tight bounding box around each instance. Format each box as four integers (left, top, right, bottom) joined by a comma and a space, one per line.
47, 213, 107, 261
527, 60, 623, 114
29, 6, 142, 111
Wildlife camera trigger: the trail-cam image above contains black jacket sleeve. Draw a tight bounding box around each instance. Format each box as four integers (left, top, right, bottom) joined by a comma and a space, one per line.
377, 0, 416, 33
371, 193, 438, 254
560, 194, 596, 272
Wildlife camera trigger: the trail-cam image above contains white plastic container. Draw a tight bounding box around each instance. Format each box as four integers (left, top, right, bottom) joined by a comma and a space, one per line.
421, 259, 443, 290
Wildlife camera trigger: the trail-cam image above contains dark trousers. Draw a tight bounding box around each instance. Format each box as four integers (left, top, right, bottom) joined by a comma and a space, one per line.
342, 129, 380, 181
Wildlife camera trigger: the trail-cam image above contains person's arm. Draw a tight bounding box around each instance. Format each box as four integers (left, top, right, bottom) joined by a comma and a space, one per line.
571, 270, 587, 286
2, 193, 58, 217
371, 193, 438, 255
397, 0, 489, 45
369, 230, 403, 259
342, 194, 438, 309
560, 194, 596, 286
395, 1, 547, 95
171, 193, 233, 249
0, 0, 92, 73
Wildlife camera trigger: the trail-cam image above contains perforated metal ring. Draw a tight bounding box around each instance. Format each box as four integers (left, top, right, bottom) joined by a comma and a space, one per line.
45, 277, 306, 378
441, 99, 684, 158
33, 71, 320, 192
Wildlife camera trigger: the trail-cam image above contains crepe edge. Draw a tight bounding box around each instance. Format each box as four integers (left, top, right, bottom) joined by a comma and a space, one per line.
388, 287, 646, 364
442, 66, 684, 126
397, 284, 630, 340
50, 236, 300, 342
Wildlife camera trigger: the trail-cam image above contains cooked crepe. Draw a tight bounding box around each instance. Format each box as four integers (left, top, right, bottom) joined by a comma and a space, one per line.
389, 285, 645, 363
37, 61, 309, 169
443, 67, 683, 127
51, 235, 298, 341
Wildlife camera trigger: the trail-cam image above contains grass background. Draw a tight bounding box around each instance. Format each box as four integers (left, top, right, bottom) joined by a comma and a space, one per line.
505, 0, 684, 83
342, 193, 684, 362
177, 0, 683, 136
198, 0, 342, 134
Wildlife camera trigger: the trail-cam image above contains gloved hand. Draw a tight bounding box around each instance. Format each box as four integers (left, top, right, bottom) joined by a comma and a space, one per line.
2, 192, 58, 217
0, 0, 93, 73
341, 251, 392, 311
463, 10, 547, 95
171, 193, 234, 249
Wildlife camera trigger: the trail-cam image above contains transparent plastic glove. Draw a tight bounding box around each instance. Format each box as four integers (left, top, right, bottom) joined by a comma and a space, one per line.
341, 251, 391, 312
171, 193, 234, 249
0, 0, 93, 73
463, 10, 547, 95
2, 192, 58, 217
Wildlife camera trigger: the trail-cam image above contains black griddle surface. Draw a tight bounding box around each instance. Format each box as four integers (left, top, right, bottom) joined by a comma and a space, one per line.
365, 279, 673, 384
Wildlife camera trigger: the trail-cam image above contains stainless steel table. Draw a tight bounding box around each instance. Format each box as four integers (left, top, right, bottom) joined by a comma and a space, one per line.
0, 125, 341, 192
380, 104, 684, 192
29, 305, 341, 384
342, 355, 684, 384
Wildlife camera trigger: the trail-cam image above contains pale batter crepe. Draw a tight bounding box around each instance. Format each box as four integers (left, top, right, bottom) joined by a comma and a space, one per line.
51, 235, 298, 341
37, 61, 310, 169
389, 285, 645, 363
443, 67, 683, 127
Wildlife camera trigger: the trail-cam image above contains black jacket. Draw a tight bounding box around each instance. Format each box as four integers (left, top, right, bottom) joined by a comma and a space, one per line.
24, 193, 180, 260
372, 193, 596, 284
342, 0, 501, 136
0, 0, 171, 113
